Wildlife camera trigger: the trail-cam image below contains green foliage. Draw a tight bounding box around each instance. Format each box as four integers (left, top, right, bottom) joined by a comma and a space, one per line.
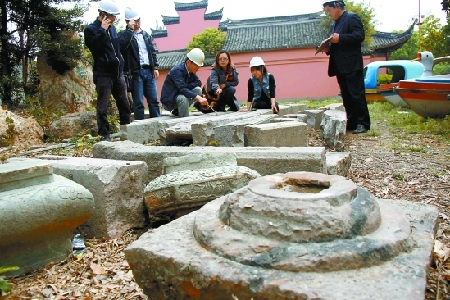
27, 100, 66, 140
321, 1, 376, 46
0, 266, 19, 294
418, 15, 448, 56
71, 134, 102, 155
389, 30, 419, 60
377, 74, 392, 85
0, 117, 16, 147
187, 28, 226, 56
433, 62, 450, 75
0, 0, 88, 107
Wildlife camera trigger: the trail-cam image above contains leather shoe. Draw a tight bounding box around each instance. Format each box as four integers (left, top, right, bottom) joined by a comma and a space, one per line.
171, 109, 179, 116
352, 125, 367, 134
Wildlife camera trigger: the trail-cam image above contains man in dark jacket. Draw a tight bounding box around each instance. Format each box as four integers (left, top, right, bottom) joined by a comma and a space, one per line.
84, 0, 131, 141
118, 7, 160, 120
322, 0, 371, 134
160, 48, 208, 117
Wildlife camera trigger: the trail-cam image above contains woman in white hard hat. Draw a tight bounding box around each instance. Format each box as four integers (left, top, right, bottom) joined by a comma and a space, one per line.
247, 57, 279, 113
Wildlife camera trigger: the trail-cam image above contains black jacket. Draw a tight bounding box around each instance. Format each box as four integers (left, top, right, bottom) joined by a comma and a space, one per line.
327, 11, 365, 77
84, 19, 124, 78
118, 27, 159, 75
161, 62, 202, 111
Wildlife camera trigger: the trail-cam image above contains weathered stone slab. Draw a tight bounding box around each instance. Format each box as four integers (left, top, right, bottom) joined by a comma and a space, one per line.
276, 105, 291, 116
144, 166, 260, 221
0, 158, 94, 276
126, 173, 438, 300
325, 102, 346, 111
190, 110, 271, 146
245, 121, 308, 147
92, 141, 327, 182
326, 152, 351, 176
213, 114, 276, 147
38, 156, 148, 239
304, 109, 325, 130
320, 109, 347, 151
164, 112, 230, 141
0, 158, 52, 192
120, 116, 172, 144
162, 152, 237, 174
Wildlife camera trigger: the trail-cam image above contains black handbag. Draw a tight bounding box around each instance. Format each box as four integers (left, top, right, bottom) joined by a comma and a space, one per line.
124, 73, 133, 93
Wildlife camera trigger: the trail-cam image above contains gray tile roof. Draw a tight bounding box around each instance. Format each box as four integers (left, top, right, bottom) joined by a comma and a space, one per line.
156, 49, 215, 70
152, 29, 168, 38
161, 15, 180, 25
204, 8, 223, 20
222, 17, 328, 52
175, 0, 208, 11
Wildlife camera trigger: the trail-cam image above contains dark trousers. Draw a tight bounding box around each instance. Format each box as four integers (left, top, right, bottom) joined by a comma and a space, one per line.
212, 86, 239, 111
252, 99, 279, 111
336, 70, 371, 130
95, 76, 131, 138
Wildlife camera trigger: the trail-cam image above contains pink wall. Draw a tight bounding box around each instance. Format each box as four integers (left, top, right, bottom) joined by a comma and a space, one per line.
155, 48, 349, 104
154, 9, 221, 52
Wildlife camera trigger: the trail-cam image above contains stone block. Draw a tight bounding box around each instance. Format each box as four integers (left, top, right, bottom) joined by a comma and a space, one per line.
276, 105, 291, 116
162, 152, 237, 174
0, 158, 94, 276
304, 109, 325, 130
120, 116, 172, 144
190, 110, 270, 146
38, 156, 148, 239
213, 114, 275, 147
297, 113, 308, 123
245, 121, 308, 147
126, 173, 438, 300
325, 102, 346, 111
320, 109, 347, 151
143, 166, 260, 221
92, 141, 327, 182
326, 151, 352, 176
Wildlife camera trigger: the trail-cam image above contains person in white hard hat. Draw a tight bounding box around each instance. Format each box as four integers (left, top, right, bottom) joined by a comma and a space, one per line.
118, 7, 160, 120
84, 0, 131, 141
247, 56, 279, 114
160, 48, 208, 117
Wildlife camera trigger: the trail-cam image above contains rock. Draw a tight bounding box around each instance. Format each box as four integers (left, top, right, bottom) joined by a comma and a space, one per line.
48, 111, 97, 139
37, 51, 94, 113
0, 109, 43, 148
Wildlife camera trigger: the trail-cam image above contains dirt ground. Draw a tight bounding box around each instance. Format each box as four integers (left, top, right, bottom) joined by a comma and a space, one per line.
2, 113, 450, 300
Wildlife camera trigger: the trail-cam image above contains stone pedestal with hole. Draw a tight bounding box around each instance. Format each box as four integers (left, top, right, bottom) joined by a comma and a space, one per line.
125, 172, 438, 300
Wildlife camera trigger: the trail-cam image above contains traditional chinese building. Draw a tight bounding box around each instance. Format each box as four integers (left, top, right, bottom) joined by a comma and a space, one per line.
153, 0, 414, 101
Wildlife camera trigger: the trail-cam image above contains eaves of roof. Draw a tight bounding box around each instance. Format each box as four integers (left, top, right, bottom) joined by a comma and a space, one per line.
175, 0, 208, 11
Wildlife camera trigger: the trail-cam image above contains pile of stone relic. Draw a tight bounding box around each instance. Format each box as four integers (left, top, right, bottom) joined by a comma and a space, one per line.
0, 104, 438, 300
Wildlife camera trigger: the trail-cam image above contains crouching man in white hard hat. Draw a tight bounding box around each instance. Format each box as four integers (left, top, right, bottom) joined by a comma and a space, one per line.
118, 7, 161, 120
84, 0, 131, 141
160, 48, 208, 117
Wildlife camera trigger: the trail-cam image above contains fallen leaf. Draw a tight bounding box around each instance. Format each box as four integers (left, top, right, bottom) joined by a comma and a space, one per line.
90, 262, 106, 275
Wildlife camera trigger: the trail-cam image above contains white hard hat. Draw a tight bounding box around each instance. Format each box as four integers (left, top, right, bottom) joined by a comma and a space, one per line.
249, 56, 265, 67
187, 48, 205, 66
125, 7, 140, 21
98, 0, 120, 15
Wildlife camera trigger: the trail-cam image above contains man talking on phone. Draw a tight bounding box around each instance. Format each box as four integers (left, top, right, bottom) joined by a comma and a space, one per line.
84, 0, 131, 141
